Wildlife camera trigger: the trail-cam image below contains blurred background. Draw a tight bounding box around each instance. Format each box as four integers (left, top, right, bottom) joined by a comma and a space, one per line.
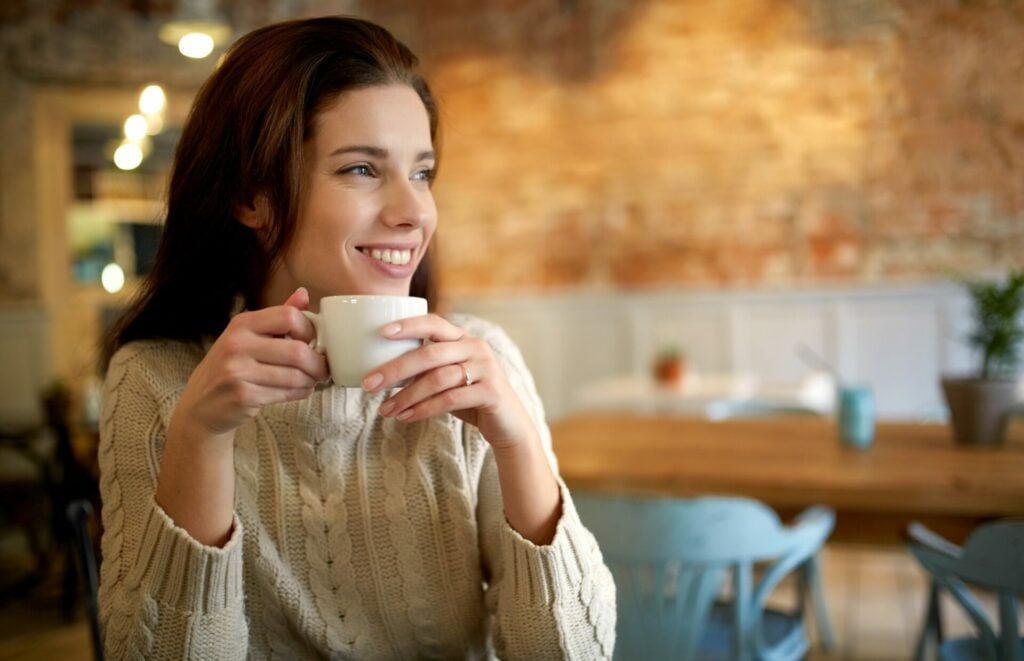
1, 1, 1022, 659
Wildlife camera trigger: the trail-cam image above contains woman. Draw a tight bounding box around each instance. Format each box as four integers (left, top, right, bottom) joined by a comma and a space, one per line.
99, 16, 616, 660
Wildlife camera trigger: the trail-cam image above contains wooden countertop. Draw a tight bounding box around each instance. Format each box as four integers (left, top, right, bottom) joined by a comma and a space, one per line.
551, 414, 1024, 522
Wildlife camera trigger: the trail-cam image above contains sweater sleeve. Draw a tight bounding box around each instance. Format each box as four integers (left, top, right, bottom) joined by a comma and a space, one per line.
98, 342, 248, 661
457, 316, 617, 660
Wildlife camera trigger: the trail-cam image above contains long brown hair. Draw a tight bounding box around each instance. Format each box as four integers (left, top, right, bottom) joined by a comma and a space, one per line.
103, 16, 440, 367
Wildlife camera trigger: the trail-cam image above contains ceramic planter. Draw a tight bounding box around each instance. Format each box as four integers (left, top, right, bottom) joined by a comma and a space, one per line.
941, 377, 1018, 447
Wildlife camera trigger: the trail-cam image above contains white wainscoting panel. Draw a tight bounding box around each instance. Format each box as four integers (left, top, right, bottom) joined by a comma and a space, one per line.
452, 281, 986, 422
841, 298, 944, 419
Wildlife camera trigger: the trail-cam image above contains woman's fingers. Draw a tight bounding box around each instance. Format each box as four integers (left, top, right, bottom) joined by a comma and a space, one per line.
378, 362, 476, 417
363, 336, 477, 391
388, 380, 489, 423
282, 286, 309, 310
248, 337, 329, 382
238, 302, 317, 343
380, 313, 464, 343
245, 363, 319, 390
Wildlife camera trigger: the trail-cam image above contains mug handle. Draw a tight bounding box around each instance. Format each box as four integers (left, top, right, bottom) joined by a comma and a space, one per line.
301, 310, 326, 354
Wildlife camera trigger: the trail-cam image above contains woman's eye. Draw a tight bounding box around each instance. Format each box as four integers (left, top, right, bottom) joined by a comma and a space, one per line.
338, 164, 374, 177
412, 168, 436, 183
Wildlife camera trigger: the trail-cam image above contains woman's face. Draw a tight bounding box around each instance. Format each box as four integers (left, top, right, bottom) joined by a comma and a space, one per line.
263, 84, 437, 310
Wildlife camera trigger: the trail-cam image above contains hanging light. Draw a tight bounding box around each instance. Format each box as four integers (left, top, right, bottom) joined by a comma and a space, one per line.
113, 142, 143, 170
123, 114, 149, 142
177, 32, 215, 58
101, 263, 126, 294
158, 0, 232, 60
138, 84, 166, 135
138, 85, 166, 115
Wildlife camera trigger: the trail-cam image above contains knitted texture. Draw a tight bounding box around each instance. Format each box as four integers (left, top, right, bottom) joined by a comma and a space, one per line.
98, 315, 616, 660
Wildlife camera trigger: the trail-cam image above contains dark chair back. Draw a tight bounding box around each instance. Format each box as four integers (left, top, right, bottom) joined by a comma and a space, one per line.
67, 499, 104, 661
907, 520, 1024, 661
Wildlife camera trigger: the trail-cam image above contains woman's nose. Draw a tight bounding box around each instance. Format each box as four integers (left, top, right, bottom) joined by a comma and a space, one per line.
380, 179, 432, 228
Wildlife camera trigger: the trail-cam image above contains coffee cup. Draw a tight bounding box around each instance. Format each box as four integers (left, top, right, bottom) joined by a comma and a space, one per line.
302, 295, 427, 388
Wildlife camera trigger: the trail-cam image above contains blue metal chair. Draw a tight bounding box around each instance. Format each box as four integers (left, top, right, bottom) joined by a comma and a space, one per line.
574, 492, 836, 660
906, 520, 1024, 661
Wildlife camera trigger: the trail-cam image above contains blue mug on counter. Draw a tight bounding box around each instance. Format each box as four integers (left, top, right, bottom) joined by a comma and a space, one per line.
838, 385, 875, 449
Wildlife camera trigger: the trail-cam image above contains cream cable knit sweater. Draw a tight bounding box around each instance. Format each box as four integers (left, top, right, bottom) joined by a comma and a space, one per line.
98, 314, 616, 660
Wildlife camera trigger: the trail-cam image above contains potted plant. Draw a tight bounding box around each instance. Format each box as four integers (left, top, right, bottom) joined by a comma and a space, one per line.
942, 271, 1024, 446
653, 346, 687, 389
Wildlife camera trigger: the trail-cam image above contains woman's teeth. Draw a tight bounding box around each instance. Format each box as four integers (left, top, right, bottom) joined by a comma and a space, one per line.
360, 248, 412, 266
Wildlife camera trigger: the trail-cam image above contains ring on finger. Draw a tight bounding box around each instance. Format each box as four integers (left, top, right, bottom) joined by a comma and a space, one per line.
459, 362, 474, 387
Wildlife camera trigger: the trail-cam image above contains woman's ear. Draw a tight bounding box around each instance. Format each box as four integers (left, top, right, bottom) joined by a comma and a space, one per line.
234, 195, 271, 232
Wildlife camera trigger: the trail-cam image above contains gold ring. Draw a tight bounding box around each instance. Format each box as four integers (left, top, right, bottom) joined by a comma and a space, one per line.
460, 363, 473, 387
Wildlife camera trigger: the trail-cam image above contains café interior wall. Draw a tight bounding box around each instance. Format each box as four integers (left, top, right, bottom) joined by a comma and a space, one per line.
361, 0, 1024, 297
0, 0, 1023, 406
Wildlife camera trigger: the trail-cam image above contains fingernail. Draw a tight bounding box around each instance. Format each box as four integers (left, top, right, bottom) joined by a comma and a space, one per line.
382, 323, 401, 336
362, 373, 383, 390
378, 400, 395, 416
396, 409, 414, 421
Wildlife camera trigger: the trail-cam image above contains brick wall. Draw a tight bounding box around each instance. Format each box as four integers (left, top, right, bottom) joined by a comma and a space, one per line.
359, 0, 1024, 295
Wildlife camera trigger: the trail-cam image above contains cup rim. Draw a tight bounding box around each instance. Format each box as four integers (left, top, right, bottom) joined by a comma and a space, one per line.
319, 294, 427, 304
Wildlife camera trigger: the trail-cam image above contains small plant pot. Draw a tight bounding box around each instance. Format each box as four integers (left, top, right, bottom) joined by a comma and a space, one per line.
654, 359, 685, 388
941, 377, 1018, 447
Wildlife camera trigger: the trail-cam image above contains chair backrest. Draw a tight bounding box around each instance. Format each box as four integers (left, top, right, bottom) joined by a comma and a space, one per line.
67, 499, 104, 661
575, 492, 834, 660
908, 521, 1024, 661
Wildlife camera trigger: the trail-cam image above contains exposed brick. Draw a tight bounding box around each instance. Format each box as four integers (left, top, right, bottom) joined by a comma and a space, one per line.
362, 0, 1024, 294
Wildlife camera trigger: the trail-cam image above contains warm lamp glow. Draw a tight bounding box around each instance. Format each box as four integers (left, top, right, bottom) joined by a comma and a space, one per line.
143, 112, 164, 135
101, 263, 125, 293
123, 114, 148, 142
178, 32, 215, 59
113, 142, 143, 170
139, 85, 166, 115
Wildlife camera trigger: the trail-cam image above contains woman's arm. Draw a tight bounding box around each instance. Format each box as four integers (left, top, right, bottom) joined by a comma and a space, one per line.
365, 316, 617, 658
364, 314, 562, 543
100, 288, 328, 660
100, 344, 250, 661
154, 287, 328, 546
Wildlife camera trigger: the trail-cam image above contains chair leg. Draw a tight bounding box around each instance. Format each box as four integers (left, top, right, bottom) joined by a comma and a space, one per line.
806, 556, 836, 652
913, 581, 942, 661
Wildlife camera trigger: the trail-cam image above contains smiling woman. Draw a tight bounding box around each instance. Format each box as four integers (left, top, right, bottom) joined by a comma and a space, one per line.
97, 15, 615, 661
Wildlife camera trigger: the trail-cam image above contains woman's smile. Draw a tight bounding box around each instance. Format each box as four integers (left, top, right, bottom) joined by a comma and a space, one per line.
355, 242, 421, 278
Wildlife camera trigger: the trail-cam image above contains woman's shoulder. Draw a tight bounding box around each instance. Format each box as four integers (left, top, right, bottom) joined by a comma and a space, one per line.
106, 338, 206, 388
445, 312, 532, 376
445, 313, 519, 352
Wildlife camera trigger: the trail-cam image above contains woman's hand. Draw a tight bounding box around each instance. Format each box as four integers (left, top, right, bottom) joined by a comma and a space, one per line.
173, 287, 330, 440
362, 314, 538, 451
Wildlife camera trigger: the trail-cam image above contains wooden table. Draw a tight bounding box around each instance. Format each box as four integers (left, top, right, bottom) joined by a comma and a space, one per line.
551, 413, 1024, 544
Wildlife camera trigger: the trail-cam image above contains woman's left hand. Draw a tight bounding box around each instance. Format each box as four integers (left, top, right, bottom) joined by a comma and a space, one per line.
361, 314, 537, 452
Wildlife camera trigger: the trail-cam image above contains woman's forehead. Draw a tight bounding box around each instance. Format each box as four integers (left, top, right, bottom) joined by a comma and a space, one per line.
311, 85, 432, 156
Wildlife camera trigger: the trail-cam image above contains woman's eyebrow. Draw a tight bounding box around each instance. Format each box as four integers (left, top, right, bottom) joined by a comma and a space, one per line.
328, 145, 435, 161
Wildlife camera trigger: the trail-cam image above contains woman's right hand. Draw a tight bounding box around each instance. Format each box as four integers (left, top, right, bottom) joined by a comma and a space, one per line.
172, 287, 329, 440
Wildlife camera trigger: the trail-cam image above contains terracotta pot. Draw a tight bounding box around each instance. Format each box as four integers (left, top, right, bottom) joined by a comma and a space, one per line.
941, 377, 1018, 447
654, 359, 685, 387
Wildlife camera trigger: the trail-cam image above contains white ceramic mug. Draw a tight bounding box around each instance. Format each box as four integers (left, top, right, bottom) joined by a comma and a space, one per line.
302, 295, 427, 388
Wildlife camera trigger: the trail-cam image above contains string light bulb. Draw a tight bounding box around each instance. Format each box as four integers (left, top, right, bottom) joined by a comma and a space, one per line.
101, 263, 125, 293
138, 85, 166, 115
123, 114, 149, 142
113, 142, 143, 170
